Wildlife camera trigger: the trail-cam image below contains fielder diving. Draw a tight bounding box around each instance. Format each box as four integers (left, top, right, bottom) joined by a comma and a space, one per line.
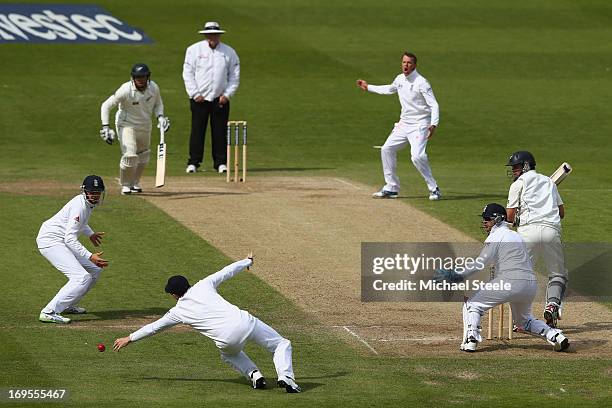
100, 63, 170, 195
433, 203, 570, 352
113, 254, 301, 393
37, 175, 109, 324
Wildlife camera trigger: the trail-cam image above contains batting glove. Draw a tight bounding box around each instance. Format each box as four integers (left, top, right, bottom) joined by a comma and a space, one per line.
99, 125, 116, 145
157, 116, 170, 133
432, 268, 464, 283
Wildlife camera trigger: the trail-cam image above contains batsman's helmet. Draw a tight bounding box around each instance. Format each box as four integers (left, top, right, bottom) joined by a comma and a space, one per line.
131, 63, 151, 78
165, 275, 191, 297
506, 151, 536, 169
82, 175, 105, 192
481, 203, 507, 224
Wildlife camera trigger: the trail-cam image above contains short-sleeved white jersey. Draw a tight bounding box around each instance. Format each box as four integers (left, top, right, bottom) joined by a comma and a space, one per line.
507, 170, 563, 228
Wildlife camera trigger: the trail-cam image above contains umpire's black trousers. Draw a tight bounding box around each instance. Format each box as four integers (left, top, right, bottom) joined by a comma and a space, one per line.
187, 97, 230, 170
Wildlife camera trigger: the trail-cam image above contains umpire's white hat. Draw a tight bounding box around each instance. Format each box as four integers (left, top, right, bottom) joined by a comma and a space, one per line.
199, 21, 225, 34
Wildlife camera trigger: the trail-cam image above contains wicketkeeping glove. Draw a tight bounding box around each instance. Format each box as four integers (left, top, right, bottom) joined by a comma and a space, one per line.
432, 268, 464, 283
157, 116, 170, 132
99, 125, 116, 145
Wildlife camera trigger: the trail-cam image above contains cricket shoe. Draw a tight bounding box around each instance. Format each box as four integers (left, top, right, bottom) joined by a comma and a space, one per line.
218, 164, 227, 174
39, 312, 71, 324
186, 164, 197, 173
250, 370, 266, 389
429, 187, 442, 201
277, 377, 301, 393
130, 185, 143, 193
121, 186, 132, 195
372, 189, 398, 199
546, 329, 570, 352
64, 306, 87, 314
544, 302, 561, 328
459, 336, 478, 352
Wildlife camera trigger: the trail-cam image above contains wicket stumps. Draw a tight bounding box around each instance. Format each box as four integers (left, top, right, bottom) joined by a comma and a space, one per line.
486, 303, 513, 340
226, 121, 247, 183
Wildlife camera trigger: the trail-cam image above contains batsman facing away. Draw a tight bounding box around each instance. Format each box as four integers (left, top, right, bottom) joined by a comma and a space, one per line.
113, 253, 301, 393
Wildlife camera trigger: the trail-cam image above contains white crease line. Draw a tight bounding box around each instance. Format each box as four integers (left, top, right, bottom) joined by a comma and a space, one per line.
333, 178, 363, 191
377, 336, 460, 342
342, 326, 379, 355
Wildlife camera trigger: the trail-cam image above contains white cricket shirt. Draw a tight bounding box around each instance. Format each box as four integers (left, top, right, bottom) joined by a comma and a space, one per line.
182, 41, 240, 101
462, 222, 535, 281
36, 194, 95, 259
101, 80, 164, 131
507, 170, 563, 228
367, 69, 439, 126
130, 259, 255, 349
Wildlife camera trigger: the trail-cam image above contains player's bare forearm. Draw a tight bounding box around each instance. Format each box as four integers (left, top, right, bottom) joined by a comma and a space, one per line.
506, 208, 517, 223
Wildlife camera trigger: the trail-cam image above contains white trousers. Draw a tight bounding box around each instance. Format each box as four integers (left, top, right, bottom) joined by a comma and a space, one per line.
380, 122, 437, 193
518, 224, 567, 304
219, 318, 295, 381
463, 278, 553, 343
118, 126, 151, 187
40, 245, 102, 314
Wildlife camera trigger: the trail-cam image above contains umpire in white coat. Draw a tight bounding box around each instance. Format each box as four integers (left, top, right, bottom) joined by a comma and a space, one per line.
113, 254, 301, 393
183, 21, 240, 174
357, 52, 441, 200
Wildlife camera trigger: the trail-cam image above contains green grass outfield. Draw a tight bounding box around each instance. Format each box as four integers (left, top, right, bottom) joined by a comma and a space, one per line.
1, 0, 611, 406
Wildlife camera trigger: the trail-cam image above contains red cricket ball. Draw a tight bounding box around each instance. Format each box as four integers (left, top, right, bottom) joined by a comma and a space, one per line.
97, 343, 106, 352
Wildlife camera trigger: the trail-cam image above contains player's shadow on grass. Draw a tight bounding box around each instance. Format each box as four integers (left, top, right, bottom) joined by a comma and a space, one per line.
138, 191, 248, 199
73, 308, 169, 322
141, 376, 326, 391
560, 321, 612, 335
397, 193, 506, 201
247, 167, 335, 172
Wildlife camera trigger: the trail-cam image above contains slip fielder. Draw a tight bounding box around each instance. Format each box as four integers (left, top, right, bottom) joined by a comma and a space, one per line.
113, 254, 301, 393
37, 175, 109, 324
100, 63, 170, 195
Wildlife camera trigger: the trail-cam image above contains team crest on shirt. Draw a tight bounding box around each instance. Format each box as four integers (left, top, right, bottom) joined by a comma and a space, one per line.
74, 216, 80, 222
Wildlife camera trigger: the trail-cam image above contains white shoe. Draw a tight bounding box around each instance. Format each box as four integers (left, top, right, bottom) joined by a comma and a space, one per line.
546, 329, 570, 352
130, 185, 143, 193
429, 187, 442, 201
121, 186, 132, 195
250, 370, 266, 389
186, 164, 197, 173
277, 377, 301, 393
218, 164, 227, 173
64, 306, 87, 314
460, 336, 478, 352
372, 189, 398, 199
39, 312, 71, 324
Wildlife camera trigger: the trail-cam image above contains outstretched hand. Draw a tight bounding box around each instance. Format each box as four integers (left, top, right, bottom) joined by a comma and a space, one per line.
356, 79, 368, 91
113, 336, 131, 352
246, 251, 254, 270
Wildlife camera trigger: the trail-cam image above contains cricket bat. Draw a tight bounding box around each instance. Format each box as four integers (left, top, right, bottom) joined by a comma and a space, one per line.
550, 162, 572, 185
155, 127, 166, 188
